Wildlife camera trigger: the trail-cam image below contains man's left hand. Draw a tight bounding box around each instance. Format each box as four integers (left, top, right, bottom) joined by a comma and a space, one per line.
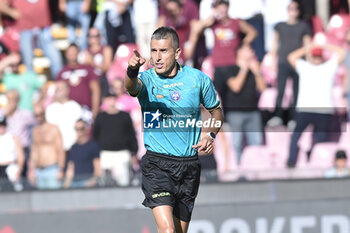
192, 135, 214, 154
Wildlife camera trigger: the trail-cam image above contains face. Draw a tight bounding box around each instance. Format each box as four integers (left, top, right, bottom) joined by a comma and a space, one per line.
287, 2, 299, 19
54, 81, 69, 101
335, 158, 347, 169
215, 3, 229, 21
151, 38, 181, 76
237, 46, 254, 62
310, 55, 323, 65
104, 96, 117, 109
88, 28, 101, 45
75, 121, 88, 138
113, 79, 125, 97
65, 46, 79, 64
33, 105, 45, 124
166, 1, 181, 19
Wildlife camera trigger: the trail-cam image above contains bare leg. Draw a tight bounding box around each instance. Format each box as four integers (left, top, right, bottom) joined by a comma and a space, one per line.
174, 216, 189, 233
152, 205, 176, 233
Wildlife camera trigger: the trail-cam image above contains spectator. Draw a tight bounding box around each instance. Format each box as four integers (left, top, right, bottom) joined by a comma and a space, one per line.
267, 1, 312, 128
64, 119, 101, 188
0, 53, 45, 111
133, 0, 158, 59
12, 0, 63, 78
324, 150, 350, 178
186, 0, 257, 107
59, 0, 91, 50
80, 27, 113, 97
0, 90, 35, 178
286, 44, 345, 168
29, 104, 65, 189
225, 45, 266, 162
0, 0, 20, 59
0, 114, 24, 191
57, 43, 100, 120
343, 28, 350, 121
228, 0, 265, 61
159, 0, 206, 68
112, 78, 139, 113
94, 0, 135, 55
93, 93, 138, 186
46, 81, 83, 152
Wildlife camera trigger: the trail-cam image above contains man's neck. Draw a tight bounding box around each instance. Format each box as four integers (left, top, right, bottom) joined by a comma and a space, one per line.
287, 17, 298, 25
77, 136, 89, 145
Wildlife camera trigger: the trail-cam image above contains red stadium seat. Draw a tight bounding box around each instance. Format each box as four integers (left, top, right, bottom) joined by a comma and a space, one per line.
240, 145, 272, 170
311, 15, 325, 33
326, 14, 350, 45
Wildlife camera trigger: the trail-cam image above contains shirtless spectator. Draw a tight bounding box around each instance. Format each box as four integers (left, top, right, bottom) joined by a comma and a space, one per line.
29, 104, 65, 189
57, 43, 100, 120
46, 81, 83, 152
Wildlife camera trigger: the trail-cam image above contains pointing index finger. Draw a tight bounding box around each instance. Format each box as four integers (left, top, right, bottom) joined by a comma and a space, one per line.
133, 49, 141, 58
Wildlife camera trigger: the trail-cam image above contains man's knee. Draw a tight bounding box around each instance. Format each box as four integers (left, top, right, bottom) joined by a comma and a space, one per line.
158, 225, 176, 233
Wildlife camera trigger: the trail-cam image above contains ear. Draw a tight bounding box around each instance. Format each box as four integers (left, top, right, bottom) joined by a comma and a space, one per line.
175, 48, 182, 60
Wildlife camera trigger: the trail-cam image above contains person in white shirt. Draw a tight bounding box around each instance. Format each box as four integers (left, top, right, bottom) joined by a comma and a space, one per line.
46, 81, 83, 151
286, 43, 345, 168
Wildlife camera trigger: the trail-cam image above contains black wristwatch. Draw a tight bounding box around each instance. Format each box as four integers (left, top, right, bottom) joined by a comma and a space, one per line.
206, 132, 216, 140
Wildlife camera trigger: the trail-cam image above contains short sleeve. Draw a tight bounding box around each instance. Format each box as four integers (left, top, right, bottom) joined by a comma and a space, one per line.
200, 73, 220, 110
91, 141, 100, 159
135, 72, 150, 99
274, 22, 282, 32
87, 66, 99, 82
301, 21, 312, 37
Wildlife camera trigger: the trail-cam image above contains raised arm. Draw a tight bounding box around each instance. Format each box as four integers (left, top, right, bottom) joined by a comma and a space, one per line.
287, 46, 307, 69
239, 20, 258, 46
125, 49, 145, 96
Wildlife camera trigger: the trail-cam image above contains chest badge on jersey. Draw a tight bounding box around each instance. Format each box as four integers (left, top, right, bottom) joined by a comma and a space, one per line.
170, 90, 181, 101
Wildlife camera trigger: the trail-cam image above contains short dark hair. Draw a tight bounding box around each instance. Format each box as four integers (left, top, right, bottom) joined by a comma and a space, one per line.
336, 150, 347, 160
167, 0, 183, 8
214, 0, 229, 7
67, 43, 79, 50
151, 26, 180, 49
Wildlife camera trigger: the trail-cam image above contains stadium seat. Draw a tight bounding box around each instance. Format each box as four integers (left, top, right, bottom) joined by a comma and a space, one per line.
311, 15, 325, 33
309, 142, 339, 169
326, 14, 350, 45
240, 145, 272, 170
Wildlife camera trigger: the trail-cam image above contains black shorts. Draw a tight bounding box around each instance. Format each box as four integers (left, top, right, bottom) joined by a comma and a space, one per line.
141, 150, 201, 222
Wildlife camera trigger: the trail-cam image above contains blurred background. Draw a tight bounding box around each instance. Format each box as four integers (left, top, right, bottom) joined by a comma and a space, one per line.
1, 0, 350, 232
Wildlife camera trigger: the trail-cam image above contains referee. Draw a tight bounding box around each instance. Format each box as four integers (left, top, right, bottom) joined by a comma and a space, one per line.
125, 26, 223, 233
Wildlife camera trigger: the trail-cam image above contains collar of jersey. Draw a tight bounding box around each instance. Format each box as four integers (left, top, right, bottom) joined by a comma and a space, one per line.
152, 62, 182, 78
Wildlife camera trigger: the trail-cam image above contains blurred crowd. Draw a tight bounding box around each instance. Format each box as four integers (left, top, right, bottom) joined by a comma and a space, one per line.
0, 0, 350, 192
